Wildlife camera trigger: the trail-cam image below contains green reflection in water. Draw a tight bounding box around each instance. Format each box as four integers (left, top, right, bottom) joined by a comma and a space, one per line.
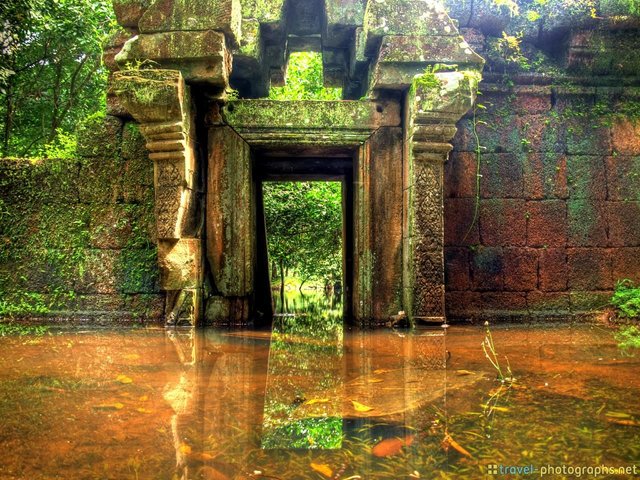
261, 294, 344, 449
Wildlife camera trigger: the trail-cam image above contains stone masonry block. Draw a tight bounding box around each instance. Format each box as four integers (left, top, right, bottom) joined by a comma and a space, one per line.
526, 200, 567, 247
605, 155, 640, 201
479, 199, 527, 246
445, 151, 477, 198
445, 247, 470, 291
611, 119, 640, 155
538, 248, 568, 292
444, 198, 479, 246
567, 248, 613, 290
481, 292, 528, 313
523, 152, 568, 200
480, 153, 524, 198
612, 248, 640, 284
566, 155, 607, 200
503, 248, 538, 291
567, 199, 608, 247
527, 291, 571, 314
445, 291, 481, 318
158, 238, 202, 290
471, 246, 504, 291
565, 119, 612, 155
607, 201, 640, 247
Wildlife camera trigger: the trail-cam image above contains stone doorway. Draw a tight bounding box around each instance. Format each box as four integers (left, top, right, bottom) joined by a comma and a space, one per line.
110, 0, 483, 327
254, 156, 355, 325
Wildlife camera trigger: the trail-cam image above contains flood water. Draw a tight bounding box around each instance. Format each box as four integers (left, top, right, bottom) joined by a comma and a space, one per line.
0, 319, 639, 479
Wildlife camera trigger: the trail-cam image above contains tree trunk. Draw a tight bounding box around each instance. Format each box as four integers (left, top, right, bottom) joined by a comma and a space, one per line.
279, 259, 285, 313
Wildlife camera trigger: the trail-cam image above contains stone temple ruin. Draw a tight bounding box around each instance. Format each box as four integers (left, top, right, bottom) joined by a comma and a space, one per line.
109, 0, 483, 326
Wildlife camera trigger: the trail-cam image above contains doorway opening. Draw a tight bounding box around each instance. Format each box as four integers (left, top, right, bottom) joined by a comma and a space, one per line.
254, 156, 354, 325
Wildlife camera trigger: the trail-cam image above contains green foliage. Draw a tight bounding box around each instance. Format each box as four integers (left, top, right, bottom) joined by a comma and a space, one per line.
611, 279, 640, 319
263, 181, 342, 287
615, 325, 640, 353
0, 0, 117, 157
0, 321, 49, 336
486, 32, 530, 72
269, 52, 342, 101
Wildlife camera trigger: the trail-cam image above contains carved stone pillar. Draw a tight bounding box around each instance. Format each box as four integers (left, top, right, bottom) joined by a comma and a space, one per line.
403, 71, 479, 322
113, 69, 202, 325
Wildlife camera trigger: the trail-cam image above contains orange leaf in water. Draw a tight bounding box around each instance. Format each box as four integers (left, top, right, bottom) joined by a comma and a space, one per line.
606, 418, 640, 427
310, 462, 333, 478
116, 374, 133, 384
372, 435, 415, 457
455, 370, 474, 376
351, 400, 374, 412
93, 402, 124, 410
442, 433, 473, 459
367, 378, 384, 384
304, 398, 329, 406
196, 465, 230, 480
136, 407, 152, 414
179, 444, 192, 455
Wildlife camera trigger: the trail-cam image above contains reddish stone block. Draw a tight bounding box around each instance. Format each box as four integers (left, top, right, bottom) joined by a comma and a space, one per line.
539, 248, 568, 292
607, 201, 640, 247
527, 291, 571, 313
517, 114, 565, 153
444, 198, 479, 246
479, 199, 527, 246
480, 153, 524, 198
523, 152, 568, 200
605, 155, 640, 201
471, 246, 504, 291
526, 200, 567, 247
445, 291, 481, 318
567, 248, 613, 290
566, 155, 607, 200
445, 247, 470, 291
612, 248, 640, 283
567, 199, 608, 247
570, 291, 613, 313
565, 119, 612, 155
503, 248, 538, 291
445, 152, 477, 198
611, 119, 640, 155
481, 292, 528, 313
514, 91, 552, 115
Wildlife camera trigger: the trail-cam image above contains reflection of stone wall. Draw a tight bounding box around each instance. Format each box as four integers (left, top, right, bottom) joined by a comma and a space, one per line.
0, 116, 163, 323
445, 21, 640, 321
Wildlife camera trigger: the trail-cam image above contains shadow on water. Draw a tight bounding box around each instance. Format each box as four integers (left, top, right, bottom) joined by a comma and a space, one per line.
0, 303, 639, 479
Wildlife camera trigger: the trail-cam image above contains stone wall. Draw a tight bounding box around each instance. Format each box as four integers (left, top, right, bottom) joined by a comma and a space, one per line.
0, 115, 163, 324
444, 7, 640, 321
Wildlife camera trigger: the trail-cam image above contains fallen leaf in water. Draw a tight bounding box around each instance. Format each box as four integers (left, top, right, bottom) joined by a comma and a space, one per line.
93, 402, 124, 410
605, 411, 633, 419
179, 444, 192, 455
606, 418, 640, 427
455, 370, 474, 376
123, 353, 140, 360
196, 465, 230, 480
367, 378, 384, 384
481, 405, 510, 413
442, 433, 473, 459
304, 398, 329, 406
136, 408, 152, 414
139, 395, 148, 402
351, 400, 374, 412
374, 369, 391, 374
372, 435, 415, 457
310, 462, 333, 477
116, 374, 133, 384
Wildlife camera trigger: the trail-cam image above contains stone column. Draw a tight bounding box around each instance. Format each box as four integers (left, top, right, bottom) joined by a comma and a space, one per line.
113, 69, 202, 325
403, 71, 479, 323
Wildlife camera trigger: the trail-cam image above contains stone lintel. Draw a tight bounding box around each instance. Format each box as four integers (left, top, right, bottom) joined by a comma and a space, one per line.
138, 0, 241, 46
223, 99, 400, 130
115, 31, 231, 87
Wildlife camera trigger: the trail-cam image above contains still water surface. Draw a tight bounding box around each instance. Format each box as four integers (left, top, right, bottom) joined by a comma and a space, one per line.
0, 319, 638, 479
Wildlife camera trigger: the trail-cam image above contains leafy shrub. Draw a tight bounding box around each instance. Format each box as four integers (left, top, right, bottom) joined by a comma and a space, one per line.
611, 279, 640, 319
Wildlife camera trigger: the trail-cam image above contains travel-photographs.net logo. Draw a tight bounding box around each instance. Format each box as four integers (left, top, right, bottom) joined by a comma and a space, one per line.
485, 464, 639, 477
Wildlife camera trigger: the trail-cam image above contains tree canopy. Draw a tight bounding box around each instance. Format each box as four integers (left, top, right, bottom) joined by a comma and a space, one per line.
263, 181, 342, 290
0, 0, 117, 157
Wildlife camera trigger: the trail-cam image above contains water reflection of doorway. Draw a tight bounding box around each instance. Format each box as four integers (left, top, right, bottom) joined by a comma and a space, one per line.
255, 156, 354, 324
